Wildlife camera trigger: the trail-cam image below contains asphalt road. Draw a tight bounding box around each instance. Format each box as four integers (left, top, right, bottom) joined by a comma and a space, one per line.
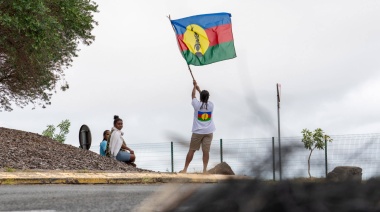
0, 184, 163, 212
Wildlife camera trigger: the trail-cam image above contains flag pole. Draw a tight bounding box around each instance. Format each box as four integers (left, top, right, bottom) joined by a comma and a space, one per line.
187, 64, 195, 81
167, 15, 195, 81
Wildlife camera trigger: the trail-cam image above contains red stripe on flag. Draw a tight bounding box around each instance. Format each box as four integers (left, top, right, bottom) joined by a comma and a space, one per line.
176, 23, 233, 51
177, 37, 188, 52
206, 24, 233, 47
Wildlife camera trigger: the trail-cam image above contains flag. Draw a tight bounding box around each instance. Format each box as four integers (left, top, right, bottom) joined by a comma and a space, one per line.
171, 12, 236, 66
198, 111, 212, 121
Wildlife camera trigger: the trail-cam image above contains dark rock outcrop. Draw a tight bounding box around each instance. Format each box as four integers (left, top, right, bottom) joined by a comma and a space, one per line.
327, 166, 362, 182
207, 162, 235, 175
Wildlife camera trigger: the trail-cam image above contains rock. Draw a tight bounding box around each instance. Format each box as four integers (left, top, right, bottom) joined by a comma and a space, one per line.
207, 162, 235, 175
327, 166, 362, 182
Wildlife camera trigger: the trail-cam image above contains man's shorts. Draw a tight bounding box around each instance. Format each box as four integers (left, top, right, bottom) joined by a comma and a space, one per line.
190, 133, 213, 152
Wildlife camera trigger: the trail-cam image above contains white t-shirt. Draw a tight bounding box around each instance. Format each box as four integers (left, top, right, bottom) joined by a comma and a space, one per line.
191, 98, 216, 134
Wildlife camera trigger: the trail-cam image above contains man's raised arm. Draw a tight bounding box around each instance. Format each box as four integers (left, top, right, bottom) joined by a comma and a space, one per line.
192, 80, 201, 99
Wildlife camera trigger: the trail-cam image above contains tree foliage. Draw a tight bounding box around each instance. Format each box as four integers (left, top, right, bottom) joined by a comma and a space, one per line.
0, 0, 98, 111
301, 128, 333, 178
42, 119, 70, 143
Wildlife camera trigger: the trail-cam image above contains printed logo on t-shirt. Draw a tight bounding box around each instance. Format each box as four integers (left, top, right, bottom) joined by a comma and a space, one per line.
198, 111, 212, 121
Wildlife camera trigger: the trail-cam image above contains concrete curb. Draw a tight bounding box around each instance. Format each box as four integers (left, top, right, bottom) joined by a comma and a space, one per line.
0, 172, 251, 185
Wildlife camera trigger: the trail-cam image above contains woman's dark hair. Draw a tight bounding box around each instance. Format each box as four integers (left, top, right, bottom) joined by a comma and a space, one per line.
113, 115, 123, 125
103, 130, 109, 140
200, 90, 210, 110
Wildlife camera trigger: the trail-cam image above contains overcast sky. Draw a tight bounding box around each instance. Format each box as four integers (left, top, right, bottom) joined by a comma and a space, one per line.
1, 0, 380, 148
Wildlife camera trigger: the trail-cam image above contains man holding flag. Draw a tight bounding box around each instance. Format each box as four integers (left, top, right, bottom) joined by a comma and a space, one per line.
180, 80, 215, 174
170, 12, 236, 173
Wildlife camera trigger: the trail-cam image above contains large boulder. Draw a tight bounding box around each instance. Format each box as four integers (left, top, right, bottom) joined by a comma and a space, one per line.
327, 166, 362, 182
207, 162, 235, 175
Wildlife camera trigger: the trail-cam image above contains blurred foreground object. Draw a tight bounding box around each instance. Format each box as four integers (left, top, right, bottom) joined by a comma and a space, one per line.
135, 179, 380, 212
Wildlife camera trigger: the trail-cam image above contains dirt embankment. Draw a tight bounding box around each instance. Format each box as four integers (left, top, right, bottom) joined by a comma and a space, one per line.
0, 127, 151, 172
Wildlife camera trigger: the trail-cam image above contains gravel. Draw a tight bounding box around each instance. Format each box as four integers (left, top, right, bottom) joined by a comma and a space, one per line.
0, 127, 152, 172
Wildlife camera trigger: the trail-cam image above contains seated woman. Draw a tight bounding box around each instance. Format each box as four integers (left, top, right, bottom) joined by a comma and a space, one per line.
99, 130, 110, 156
108, 115, 136, 163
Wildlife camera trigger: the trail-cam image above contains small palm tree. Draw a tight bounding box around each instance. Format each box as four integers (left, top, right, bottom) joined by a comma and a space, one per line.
301, 128, 333, 178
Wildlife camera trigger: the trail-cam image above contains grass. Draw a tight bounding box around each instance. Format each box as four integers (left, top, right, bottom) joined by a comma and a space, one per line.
142, 177, 152, 184
1, 179, 15, 185
4, 167, 15, 172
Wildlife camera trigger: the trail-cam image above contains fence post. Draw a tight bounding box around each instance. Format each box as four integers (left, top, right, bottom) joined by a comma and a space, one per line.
171, 141, 174, 173
325, 136, 328, 178
220, 139, 223, 163
272, 137, 275, 181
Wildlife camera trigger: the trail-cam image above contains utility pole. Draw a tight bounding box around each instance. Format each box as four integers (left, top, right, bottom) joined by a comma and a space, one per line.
277, 83, 282, 180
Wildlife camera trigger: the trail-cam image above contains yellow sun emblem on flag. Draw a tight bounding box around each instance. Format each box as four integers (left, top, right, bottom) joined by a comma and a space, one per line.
201, 113, 209, 120
183, 24, 210, 57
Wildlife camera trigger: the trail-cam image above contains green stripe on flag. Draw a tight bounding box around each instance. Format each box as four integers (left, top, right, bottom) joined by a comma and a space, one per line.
181, 41, 236, 66
198, 117, 211, 121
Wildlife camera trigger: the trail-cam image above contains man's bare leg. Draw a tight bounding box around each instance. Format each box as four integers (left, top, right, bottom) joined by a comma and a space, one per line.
202, 150, 209, 173
181, 150, 196, 173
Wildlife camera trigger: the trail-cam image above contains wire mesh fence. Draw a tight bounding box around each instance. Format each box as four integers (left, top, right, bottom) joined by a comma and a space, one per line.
89, 133, 380, 180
